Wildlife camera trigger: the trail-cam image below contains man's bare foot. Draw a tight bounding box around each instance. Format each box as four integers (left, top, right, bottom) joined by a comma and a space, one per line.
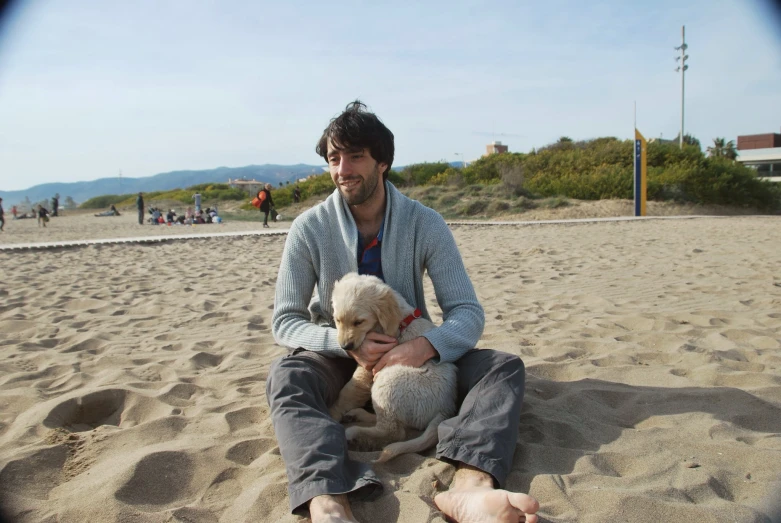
434, 465, 539, 523
309, 494, 358, 523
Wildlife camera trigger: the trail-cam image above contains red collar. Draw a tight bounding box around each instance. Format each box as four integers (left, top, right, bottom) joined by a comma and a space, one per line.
399, 308, 422, 332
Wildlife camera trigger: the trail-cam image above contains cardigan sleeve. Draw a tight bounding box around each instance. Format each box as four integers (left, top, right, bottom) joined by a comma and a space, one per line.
271, 220, 348, 356
418, 213, 485, 362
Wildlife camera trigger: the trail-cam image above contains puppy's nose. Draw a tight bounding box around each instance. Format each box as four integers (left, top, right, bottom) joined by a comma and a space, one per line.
342, 342, 354, 351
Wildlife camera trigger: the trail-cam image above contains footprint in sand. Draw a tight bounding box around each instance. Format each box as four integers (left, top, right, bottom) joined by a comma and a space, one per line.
60, 337, 107, 355
0, 444, 69, 500
225, 438, 277, 466
157, 383, 201, 407
42, 389, 128, 432
189, 352, 223, 369
114, 451, 195, 506
224, 406, 266, 432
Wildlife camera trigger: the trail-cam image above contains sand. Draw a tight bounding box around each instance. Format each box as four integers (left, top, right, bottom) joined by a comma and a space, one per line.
1, 214, 780, 522
0, 210, 280, 246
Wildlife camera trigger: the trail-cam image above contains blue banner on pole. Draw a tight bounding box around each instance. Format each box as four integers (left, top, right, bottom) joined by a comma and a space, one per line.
634, 130, 647, 217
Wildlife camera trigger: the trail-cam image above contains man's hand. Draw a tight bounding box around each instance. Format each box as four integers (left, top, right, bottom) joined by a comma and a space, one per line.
372, 336, 437, 376
350, 331, 397, 371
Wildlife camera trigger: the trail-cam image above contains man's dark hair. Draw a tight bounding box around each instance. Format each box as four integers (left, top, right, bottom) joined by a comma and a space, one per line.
316, 100, 395, 180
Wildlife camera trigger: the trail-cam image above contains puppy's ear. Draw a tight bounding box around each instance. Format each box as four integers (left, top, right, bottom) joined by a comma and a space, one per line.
373, 286, 403, 337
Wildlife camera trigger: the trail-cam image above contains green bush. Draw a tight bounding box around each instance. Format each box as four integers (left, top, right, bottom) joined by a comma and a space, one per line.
461, 152, 526, 185
80, 194, 135, 209
387, 169, 406, 186
653, 158, 781, 209
402, 162, 451, 186
166, 184, 247, 204
428, 167, 463, 186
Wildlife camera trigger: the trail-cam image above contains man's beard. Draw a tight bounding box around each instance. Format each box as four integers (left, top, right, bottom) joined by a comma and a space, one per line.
339, 164, 381, 206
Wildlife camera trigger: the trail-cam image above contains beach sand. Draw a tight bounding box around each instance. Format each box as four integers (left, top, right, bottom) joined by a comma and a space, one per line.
1, 215, 780, 522
0, 209, 279, 246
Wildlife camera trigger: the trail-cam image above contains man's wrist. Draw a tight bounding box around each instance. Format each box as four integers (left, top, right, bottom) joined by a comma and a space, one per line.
416, 336, 438, 363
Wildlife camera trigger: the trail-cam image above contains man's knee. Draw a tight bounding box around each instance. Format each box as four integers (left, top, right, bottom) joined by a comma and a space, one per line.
489, 351, 525, 389
266, 354, 313, 401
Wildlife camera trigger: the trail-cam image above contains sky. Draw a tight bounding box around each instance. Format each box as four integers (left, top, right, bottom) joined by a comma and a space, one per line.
0, 0, 780, 191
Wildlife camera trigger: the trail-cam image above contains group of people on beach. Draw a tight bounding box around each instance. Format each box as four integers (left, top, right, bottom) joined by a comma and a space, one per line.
0, 199, 54, 230
133, 192, 222, 226
147, 206, 221, 225
0, 195, 60, 232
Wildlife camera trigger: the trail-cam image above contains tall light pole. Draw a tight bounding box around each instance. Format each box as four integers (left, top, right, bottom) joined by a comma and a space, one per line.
119, 169, 122, 193
455, 153, 466, 168
675, 25, 689, 149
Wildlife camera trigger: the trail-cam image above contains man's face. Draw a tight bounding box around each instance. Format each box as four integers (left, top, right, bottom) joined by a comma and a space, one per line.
327, 143, 387, 206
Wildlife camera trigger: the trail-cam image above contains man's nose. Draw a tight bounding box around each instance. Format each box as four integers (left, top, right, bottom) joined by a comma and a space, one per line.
337, 157, 353, 176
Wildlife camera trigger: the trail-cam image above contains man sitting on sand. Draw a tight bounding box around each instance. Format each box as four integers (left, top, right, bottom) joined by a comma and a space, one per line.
266, 101, 539, 523
94, 204, 121, 217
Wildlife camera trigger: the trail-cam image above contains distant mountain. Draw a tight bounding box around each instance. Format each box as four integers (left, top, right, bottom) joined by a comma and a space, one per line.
0, 164, 325, 206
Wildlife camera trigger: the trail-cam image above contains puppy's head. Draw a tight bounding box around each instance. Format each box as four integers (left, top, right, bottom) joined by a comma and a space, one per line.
331, 273, 403, 351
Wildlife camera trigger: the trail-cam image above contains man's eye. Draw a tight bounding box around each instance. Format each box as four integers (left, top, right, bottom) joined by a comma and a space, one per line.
353, 320, 363, 326
351, 154, 363, 160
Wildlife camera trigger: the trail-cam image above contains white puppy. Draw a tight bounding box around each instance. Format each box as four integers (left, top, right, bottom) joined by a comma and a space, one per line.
329, 273, 457, 463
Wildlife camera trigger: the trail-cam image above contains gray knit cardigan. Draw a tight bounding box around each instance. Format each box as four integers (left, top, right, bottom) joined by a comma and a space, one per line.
271, 181, 484, 363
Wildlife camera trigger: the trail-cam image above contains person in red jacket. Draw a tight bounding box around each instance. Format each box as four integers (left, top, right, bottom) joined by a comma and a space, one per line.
256, 183, 275, 228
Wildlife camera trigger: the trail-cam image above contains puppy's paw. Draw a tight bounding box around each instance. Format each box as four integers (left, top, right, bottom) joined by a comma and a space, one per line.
344, 408, 375, 424
344, 425, 360, 442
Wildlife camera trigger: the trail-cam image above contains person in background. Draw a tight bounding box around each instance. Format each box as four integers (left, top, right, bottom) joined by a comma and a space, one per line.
11, 205, 17, 219
0, 197, 5, 232
51, 194, 59, 217
293, 186, 301, 203
192, 192, 202, 213
257, 183, 274, 228
94, 204, 120, 217
137, 193, 145, 225
37, 205, 50, 228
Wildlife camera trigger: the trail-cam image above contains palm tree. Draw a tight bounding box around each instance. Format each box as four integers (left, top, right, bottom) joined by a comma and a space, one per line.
557, 136, 573, 143
707, 138, 738, 160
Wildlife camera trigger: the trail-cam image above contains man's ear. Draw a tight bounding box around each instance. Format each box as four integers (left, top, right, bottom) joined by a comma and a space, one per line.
373, 287, 402, 337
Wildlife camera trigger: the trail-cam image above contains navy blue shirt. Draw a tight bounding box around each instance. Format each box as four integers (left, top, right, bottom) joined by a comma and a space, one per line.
357, 219, 385, 281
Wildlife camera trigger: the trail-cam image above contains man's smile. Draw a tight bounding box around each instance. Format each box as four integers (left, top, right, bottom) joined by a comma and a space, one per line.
340, 179, 361, 189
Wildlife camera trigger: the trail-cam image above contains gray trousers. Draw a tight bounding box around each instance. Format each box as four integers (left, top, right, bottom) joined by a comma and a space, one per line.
266, 348, 526, 513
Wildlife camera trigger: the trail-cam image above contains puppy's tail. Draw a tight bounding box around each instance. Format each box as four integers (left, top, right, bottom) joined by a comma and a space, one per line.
374, 413, 446, 463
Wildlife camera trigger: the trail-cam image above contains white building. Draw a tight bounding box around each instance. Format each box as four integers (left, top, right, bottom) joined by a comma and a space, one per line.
736, 148, 781, 182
